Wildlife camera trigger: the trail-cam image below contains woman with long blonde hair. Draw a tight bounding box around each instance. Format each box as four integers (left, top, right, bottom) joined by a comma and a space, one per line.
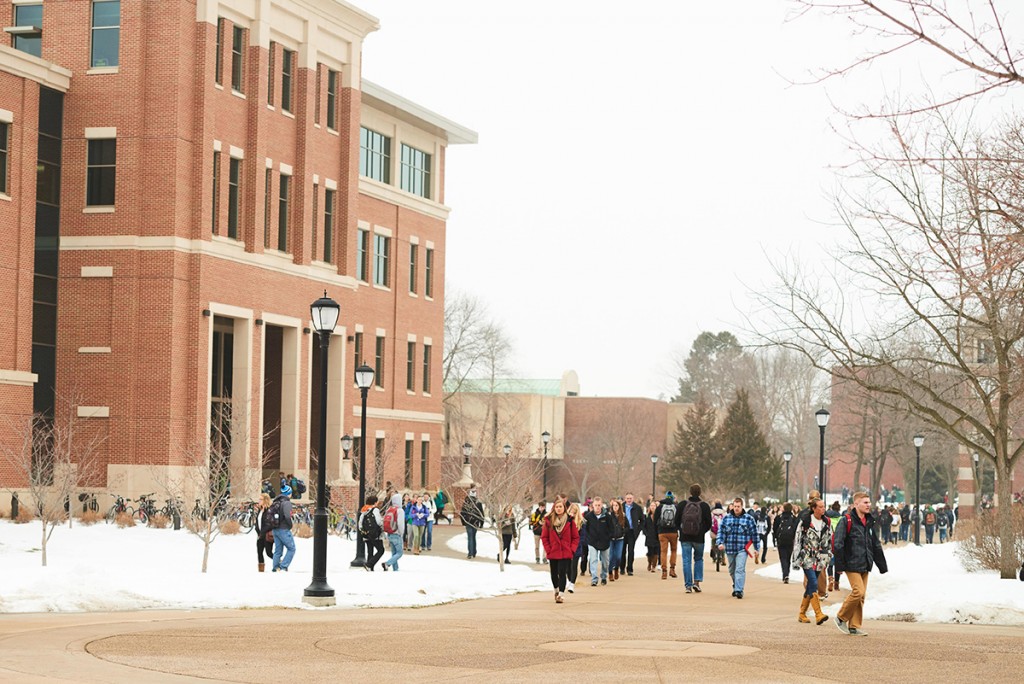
541, 498, 579, 603
566, 502, 584, 592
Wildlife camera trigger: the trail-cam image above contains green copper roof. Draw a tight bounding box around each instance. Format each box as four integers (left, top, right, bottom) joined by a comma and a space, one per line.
447, 378, 565, 396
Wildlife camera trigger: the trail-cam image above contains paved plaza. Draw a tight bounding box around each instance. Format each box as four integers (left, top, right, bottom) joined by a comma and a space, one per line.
2, 527, 1022, 683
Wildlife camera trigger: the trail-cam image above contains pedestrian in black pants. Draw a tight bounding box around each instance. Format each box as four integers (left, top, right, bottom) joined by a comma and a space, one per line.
255, 493, 275, 572
619, 493, 644, 576
361, 495, 386, 571
772, 502, 798, 583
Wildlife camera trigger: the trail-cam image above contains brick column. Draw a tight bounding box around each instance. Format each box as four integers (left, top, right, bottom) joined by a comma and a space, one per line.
956, 445, 976, 520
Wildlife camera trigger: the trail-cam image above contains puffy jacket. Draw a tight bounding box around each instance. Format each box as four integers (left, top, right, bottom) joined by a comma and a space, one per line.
678, 497, 713, 543
583, 509, 612, 550
541, 516, 580, 560
832, 511, 887, 574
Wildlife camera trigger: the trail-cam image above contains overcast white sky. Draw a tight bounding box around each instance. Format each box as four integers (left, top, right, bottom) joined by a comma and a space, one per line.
352, 0, 1017, 400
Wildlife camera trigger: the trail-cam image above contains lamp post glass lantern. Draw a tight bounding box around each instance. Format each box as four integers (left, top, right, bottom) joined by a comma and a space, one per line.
783, 451, 792, 502
913, 434, 924, 546
815, 408, 830, 500
541, 431, 551, 499
463, 442, 473, 464
305, 292, 339, 601
350, 363, 374, 568
503, 444, 512, 457
650, 454, 659, 500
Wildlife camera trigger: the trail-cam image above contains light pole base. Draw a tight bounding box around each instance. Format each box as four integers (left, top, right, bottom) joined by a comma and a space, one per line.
301, 595, 337, 607
350, 557, 366, 567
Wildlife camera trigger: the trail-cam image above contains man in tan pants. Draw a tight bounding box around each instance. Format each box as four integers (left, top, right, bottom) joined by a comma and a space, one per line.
654, 492, 680, 579
832, 491, 888, 636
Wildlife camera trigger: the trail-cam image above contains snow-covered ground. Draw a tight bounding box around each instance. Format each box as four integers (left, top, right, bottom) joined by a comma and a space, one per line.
755, 541, 1024, 625
0, 520, 549, 613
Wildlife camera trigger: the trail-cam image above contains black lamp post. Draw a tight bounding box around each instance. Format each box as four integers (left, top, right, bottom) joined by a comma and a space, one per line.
783, 451, 792, 502
503, 444, 512, 457
913, 433, 924, 546
541, 431, 551, 499
823, 455, 830, 503
650, 454, 658, 499
350, 364, 374, 567
815, 408, 830, 498
304, 292, 340, 604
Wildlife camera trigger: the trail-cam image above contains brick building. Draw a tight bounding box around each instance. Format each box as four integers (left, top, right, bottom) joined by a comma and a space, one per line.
0, 0, 476, 512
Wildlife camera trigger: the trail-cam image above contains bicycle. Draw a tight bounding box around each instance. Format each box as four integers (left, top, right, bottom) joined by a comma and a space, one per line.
77, 492, 99, 514
135, 493, 157, 525
232, 500, 259, 533
105, 495, 133, 523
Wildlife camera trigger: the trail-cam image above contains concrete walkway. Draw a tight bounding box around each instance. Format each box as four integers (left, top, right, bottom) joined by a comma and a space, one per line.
2, 531, 1022, 683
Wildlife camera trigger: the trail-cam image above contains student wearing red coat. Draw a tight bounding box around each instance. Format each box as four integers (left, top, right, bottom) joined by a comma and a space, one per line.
542, 499, 580, 604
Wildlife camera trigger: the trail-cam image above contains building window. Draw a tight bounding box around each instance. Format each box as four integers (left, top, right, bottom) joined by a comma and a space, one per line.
406, 341, 415, 392
356, 229, 369, 282
281, 49, 295, 113
86, 138, 116, 206
211, 151, 220, 232
323, 189, 335, 263
420, 441, 429, 487
359, 127, 390, 183
91, 1, 119, 68
425, 247, 434, 298
400, 144, 431, 199
374, 335, 385, 388
422, 344, 431, 394
353, 331, 363, 371
278, 174, 290, 252
214, 18, 224, 85
373, 234, 390, 287
231, 25, 245, 92
263, 167, 271, 247
227, 157, 241, 239
0, 122, 8, 195
404, 439, 413, 488
409, 244, 418, 295
326, 70, 339, 130
311, 183, 319, 259
13, 4, 43, 58
267, 42, 275, 106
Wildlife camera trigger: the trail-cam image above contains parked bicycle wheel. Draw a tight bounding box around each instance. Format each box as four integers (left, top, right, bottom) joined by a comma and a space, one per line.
105, 506, 118, 524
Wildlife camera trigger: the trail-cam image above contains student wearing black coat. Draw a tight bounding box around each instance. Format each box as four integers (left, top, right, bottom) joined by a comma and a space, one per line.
833, 492, 888, 637
582, 498, 613, 586
254, 493, 275, 572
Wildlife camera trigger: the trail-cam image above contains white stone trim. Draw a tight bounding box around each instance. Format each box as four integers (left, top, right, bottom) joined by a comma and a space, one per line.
279, 162, 293, 175
85, 67, 119, 76
324, 178, 337, 190
265, 157, 273, 168
404, 432, 415, 440
958, 466, 975, 480
0, 109, 12, 124
959, 492, 976, 506
208, 302, 253, 320
409, 235, 419, 245
420, 433, 430, 441
82, 207, 115, 214
373, 225, 392, 238
260, 312, 302, 328
81, 266, 113, 277
312, 174, 319, 185
354, 323, 364, 333
422, 337, 432, 346
0, 44, 71, 91
375, 429, 386, 439
85, 127, 116, 139
213, 139, 222, 151
407, 333, 416, 342
78, 347, 111, 354
59, 236, 359, 290
375, 328, 386, 337
77, 406, 110, 418
358, 177, 450, 221
352, 406, 444, 424
357, 219, 370, 230
425, 241, 435, 250
229, 145, 244, 159
0, 369, 37, 386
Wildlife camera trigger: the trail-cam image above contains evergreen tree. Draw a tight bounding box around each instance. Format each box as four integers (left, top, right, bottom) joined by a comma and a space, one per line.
660, 394, 733, 497
717, 389, 782, 501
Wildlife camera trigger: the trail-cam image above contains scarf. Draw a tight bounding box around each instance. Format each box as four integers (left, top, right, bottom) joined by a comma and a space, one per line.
551, 512, 568, 534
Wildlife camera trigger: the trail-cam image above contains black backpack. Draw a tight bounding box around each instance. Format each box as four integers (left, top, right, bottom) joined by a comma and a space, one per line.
776, 516, 799, 547
268, 500, 282, 529
295, 479, 307, 496
680, 501, 702, 536
360, 509, 381, 539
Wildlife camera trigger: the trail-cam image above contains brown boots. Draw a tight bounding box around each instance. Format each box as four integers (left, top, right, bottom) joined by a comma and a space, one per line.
609, 569, 619, 581
798, 596, 812, 623
810, 595, 828, 624
827, 576, 835, 592
258, 562, 265, 573
669, 567, 677, 578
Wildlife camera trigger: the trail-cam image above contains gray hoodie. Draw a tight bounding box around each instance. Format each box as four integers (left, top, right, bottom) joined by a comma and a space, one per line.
388, 493, 405, 536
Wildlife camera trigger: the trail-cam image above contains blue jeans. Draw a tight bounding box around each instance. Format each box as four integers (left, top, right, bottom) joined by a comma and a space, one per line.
272, 528, 295, 571
588, 545, 610, 583
681, 541, 705, 587
608, 538, 624, 571
384, 532, 404, 570
726, 552, 748, 592
466, 525, 478, 558
425, 520, 434, 549
899, 522, 909, 541
803, 567, 819, 597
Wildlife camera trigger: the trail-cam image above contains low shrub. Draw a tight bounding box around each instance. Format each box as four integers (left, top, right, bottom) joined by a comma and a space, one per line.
219, 519, 241, 535
14, 507, 34, 524
114, 511, 135, 528
78, 510, 103, 526
293, 522, 313, 538
955, 507, 1024, 571
148, 513, 170, 529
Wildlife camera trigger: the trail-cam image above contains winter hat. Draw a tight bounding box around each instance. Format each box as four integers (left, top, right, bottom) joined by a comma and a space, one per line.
281, 484, 292, 496
666, 491, 674, 500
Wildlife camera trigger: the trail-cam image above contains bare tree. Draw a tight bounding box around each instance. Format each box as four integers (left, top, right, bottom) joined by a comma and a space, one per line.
757, 109, 1024, 578
442, 288, 515, 407
0, 396, 107, 566
790, 0, 1024, 116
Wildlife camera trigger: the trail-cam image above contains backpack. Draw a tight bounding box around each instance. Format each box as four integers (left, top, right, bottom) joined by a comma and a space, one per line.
360, 509, 382, 539
925, 511, 936, 525
268, 500, 287, 529
680, 501, 702, 536
659, 503, 677, 528
295, 479, 307, 496
776, 516, 799, 547
382, 505, 400, 534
